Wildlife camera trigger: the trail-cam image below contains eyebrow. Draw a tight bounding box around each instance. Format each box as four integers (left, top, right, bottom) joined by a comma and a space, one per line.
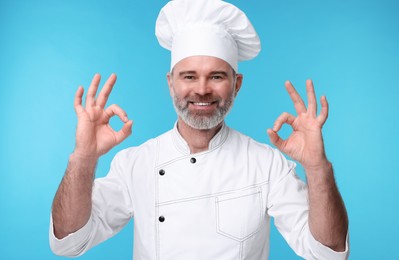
209, 71, 229, 77
178, 71, 229, 77
178, 71, 197, 77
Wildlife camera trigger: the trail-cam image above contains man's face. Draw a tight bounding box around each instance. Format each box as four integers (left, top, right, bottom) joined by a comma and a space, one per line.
167, 56, 243, 130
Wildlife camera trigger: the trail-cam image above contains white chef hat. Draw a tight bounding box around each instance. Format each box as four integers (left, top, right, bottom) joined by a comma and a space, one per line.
155, 0, 261, 72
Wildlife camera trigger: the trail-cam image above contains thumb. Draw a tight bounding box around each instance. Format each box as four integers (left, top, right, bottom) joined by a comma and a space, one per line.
267, 128, 284, 150
115, 120, 133, 144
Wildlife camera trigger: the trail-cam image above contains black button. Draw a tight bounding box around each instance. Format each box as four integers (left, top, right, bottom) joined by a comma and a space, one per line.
159, 169, 165, 176
159, 216, 165, 222
190, 157, 196, 163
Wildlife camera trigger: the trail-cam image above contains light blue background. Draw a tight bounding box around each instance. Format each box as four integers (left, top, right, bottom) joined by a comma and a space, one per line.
1, 0, 398, 259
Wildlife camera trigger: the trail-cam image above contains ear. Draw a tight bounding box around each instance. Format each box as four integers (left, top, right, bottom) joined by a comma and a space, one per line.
166, 72, 174, 97
234, 73, 243, 96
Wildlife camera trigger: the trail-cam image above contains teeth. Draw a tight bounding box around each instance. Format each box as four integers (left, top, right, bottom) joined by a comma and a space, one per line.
193, 102, 211, 106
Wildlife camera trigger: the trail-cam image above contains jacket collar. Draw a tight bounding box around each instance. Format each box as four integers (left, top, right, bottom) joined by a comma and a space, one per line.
172, 121, 229, 155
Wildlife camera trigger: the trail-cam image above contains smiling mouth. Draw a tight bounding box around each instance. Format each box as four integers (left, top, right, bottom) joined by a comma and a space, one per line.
191, 102, 213, 106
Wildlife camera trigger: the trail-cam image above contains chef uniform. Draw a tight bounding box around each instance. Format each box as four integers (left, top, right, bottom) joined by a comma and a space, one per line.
50, 0, 349, 259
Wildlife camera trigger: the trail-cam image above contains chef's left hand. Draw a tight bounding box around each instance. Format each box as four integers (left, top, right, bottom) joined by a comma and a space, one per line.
267, 80, 330, 171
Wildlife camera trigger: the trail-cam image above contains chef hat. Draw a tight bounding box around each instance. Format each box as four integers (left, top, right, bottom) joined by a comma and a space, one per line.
155, 0, 261, 72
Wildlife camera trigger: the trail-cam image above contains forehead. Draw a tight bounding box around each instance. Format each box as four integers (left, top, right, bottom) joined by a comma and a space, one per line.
172, 55, 232, 74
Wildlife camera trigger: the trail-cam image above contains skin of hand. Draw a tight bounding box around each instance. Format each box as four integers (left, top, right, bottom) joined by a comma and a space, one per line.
52, 74, 133, 239
267, 80, 348, 251
74, 73, 133, 158
267, 80, 328, 170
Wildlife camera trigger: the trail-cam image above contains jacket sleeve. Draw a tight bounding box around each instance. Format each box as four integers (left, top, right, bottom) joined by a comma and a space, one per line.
49, 148, 135, 257
266, 149, 349, 259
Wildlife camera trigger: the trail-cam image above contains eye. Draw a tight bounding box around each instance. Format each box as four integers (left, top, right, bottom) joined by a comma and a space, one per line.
211, 75, 225, 80
183, 75, 195, 80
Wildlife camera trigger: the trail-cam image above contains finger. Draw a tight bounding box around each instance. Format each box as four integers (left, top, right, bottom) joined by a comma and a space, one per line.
114, 120, 133, 145
267, 128, 286, 151
74, 86, 85, 114
285, 81, 306, 114
306, 79, 317, 117
272, 112, 296, 132
317, 95, 329, 125
104, 104, 129, 123
97, 73, 117, 109
85, 73, 101, 107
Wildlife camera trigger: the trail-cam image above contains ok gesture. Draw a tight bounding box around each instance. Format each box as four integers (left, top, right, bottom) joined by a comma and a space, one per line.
267, 80, 329, 171
74, 73, 133, 159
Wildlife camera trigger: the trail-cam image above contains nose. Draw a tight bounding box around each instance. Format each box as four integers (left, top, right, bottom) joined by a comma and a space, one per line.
194, 77, 212, 96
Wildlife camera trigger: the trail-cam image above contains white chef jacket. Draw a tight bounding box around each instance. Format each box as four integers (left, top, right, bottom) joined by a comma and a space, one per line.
50, 123, 349, 259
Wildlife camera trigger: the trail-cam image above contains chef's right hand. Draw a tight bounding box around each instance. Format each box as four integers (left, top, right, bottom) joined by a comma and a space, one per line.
73, 73, 133, 159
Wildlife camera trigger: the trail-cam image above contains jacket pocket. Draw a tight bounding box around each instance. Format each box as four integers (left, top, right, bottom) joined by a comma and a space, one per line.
215, 187, 263, 241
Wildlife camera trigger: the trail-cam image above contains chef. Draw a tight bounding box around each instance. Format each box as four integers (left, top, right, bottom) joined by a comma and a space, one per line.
50, 0, 349, 259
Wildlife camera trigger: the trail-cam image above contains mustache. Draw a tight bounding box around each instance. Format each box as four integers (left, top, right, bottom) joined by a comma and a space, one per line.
185, 94, 220, 103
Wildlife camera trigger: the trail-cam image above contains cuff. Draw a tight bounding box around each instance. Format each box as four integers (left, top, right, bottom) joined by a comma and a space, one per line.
308, 232, 350, 260
49, 215, 93, 257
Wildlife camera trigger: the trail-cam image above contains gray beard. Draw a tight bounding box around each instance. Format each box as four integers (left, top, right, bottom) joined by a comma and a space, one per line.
173, 94, 234, 130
